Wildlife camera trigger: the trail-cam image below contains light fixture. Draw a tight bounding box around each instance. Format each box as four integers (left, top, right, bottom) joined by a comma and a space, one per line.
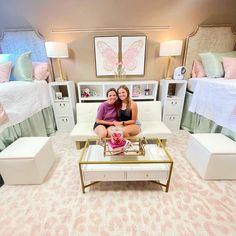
45, 41, 68, 81
159, 40, 183, 80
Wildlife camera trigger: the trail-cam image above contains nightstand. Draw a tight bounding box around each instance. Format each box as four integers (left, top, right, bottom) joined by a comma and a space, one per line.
49, 81, 76, 132
158, 79, 187, 131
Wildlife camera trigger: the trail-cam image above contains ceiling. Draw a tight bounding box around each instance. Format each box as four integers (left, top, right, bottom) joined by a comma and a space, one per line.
1, 0, 236, 33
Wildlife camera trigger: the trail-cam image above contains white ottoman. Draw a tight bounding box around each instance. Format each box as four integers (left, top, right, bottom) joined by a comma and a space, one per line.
0, 137, 55, 185
186, 133, 236, 180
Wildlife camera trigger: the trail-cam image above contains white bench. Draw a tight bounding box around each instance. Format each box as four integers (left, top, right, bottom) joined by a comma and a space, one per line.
0, 137, 55, 185
70, 101, 171, 149
186, 133, 236, 180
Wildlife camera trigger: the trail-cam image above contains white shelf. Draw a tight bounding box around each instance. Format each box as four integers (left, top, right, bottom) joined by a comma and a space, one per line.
49, 81, 76, 132
77, 80, 158, 102
158, 79, 187, 131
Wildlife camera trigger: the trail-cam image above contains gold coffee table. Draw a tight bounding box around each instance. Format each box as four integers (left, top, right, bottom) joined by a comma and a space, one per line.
78, 138, 173, 193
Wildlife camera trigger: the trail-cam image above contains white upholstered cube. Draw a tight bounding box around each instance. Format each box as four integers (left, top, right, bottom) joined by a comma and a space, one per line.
0, 137, 55, 185
186, 133, 236, 180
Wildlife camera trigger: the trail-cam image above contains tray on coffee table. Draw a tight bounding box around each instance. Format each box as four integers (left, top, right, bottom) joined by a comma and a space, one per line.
103, 138, 145, 157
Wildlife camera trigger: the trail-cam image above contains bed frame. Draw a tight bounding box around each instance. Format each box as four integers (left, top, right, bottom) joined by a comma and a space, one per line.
183, 24, 236, 79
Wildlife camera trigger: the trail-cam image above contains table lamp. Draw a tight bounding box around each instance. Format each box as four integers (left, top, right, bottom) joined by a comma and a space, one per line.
159, 40, 183, 80
45, 41, 68, 81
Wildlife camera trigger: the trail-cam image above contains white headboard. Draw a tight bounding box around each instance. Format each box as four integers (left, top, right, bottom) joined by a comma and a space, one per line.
183, 25, 236, 78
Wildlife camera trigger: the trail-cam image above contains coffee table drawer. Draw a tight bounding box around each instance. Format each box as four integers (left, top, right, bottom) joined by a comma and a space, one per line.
83, 171, 125, 181
126, 170, 168, 181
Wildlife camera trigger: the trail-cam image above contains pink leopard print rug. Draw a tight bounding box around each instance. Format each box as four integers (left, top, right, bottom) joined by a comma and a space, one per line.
0, 131, 236, 236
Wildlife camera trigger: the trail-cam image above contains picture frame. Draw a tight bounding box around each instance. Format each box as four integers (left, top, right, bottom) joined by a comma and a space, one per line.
121, 35, 147, 76
94, 36, 119, 77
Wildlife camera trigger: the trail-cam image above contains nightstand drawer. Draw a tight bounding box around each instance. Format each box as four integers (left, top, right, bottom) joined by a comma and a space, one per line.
54, 101, 71, 116
163, 115, 181, 131
165, 100, 182, 114
56, 116, 74, 131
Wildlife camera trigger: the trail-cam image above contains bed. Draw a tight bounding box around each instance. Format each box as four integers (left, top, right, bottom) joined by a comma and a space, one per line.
181, 25, 236, 141
0, 29, 56, 152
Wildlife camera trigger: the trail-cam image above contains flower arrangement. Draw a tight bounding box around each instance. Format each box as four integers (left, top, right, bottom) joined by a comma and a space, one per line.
114, 62, 126, 80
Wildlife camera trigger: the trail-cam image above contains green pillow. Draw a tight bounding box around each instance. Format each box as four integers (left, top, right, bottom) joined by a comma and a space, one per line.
13, 51, 33, 81
199, 51, 236, 78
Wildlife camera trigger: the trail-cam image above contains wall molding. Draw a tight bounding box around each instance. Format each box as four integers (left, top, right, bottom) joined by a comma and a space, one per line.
51, 26, 171, 33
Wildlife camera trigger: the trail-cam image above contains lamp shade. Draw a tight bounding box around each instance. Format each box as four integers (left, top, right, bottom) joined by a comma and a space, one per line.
159, 40, 183, 57
45, 41, 69, 58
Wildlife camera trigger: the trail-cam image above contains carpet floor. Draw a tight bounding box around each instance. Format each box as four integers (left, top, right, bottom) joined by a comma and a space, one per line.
0, 131, 236, 236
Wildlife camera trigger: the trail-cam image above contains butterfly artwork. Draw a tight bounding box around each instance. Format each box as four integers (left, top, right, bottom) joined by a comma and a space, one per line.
94, 36, 119, 76
121, 36, 146, 75
94, 35, 146, 77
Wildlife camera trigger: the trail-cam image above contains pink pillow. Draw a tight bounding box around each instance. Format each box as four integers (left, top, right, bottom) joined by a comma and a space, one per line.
0, 62, 12, 83
0, 103, 9, 125
223, 57, 236, 79
191, 59, 206, 78
33, 62, 50, 80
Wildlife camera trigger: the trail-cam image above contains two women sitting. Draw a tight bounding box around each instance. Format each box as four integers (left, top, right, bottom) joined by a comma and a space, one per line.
93, 85, 141, 139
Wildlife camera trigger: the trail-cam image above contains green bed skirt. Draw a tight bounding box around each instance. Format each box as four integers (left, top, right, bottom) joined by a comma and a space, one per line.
181, 91, 236, 141
0, 106, 56, 151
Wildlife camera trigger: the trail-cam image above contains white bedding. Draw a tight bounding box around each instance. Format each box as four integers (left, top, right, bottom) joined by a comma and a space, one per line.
0, 81, 51, 133
189, 78, 236, 132
187, 77, 224, 92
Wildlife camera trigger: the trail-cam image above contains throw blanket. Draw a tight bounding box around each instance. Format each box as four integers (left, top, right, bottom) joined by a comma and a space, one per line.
189, 78, 236, 132
0, 81, 51, 133
0, 103, 9, 125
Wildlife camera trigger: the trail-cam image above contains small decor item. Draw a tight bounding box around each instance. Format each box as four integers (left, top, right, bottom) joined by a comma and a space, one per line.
110, 126, 124, 145
132, 85, 141, 97
55, 92, 62, 100
107, 127, 128, 155
114, 62, 126, 80
144, 88, 150, 96
94, 36, 119, 77
81, 88, 91, 97
91, 90, 98, 97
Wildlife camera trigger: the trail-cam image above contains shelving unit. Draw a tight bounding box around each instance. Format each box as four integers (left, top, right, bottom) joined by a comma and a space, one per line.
49, 81, 76, 132
77, 80, 158, 102
158, 79, 187, 131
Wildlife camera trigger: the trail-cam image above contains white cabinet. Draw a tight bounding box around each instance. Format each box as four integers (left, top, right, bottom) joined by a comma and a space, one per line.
77, 80, 158, 102
49, 81, 76, 132
158, 80, 187, 131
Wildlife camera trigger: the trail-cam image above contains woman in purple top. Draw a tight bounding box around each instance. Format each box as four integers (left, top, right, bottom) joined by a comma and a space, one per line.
93, 88, 118, 138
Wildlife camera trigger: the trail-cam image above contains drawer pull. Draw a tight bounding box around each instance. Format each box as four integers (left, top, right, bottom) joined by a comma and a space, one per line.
146, 174, 149, 177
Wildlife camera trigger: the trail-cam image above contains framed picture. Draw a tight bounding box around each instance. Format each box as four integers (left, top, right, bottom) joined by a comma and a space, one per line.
94, 36, 119, 77
121, 35, 147, 76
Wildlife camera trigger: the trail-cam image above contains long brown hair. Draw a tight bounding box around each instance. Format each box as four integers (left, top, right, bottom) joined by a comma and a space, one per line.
117, 85, 131, 117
